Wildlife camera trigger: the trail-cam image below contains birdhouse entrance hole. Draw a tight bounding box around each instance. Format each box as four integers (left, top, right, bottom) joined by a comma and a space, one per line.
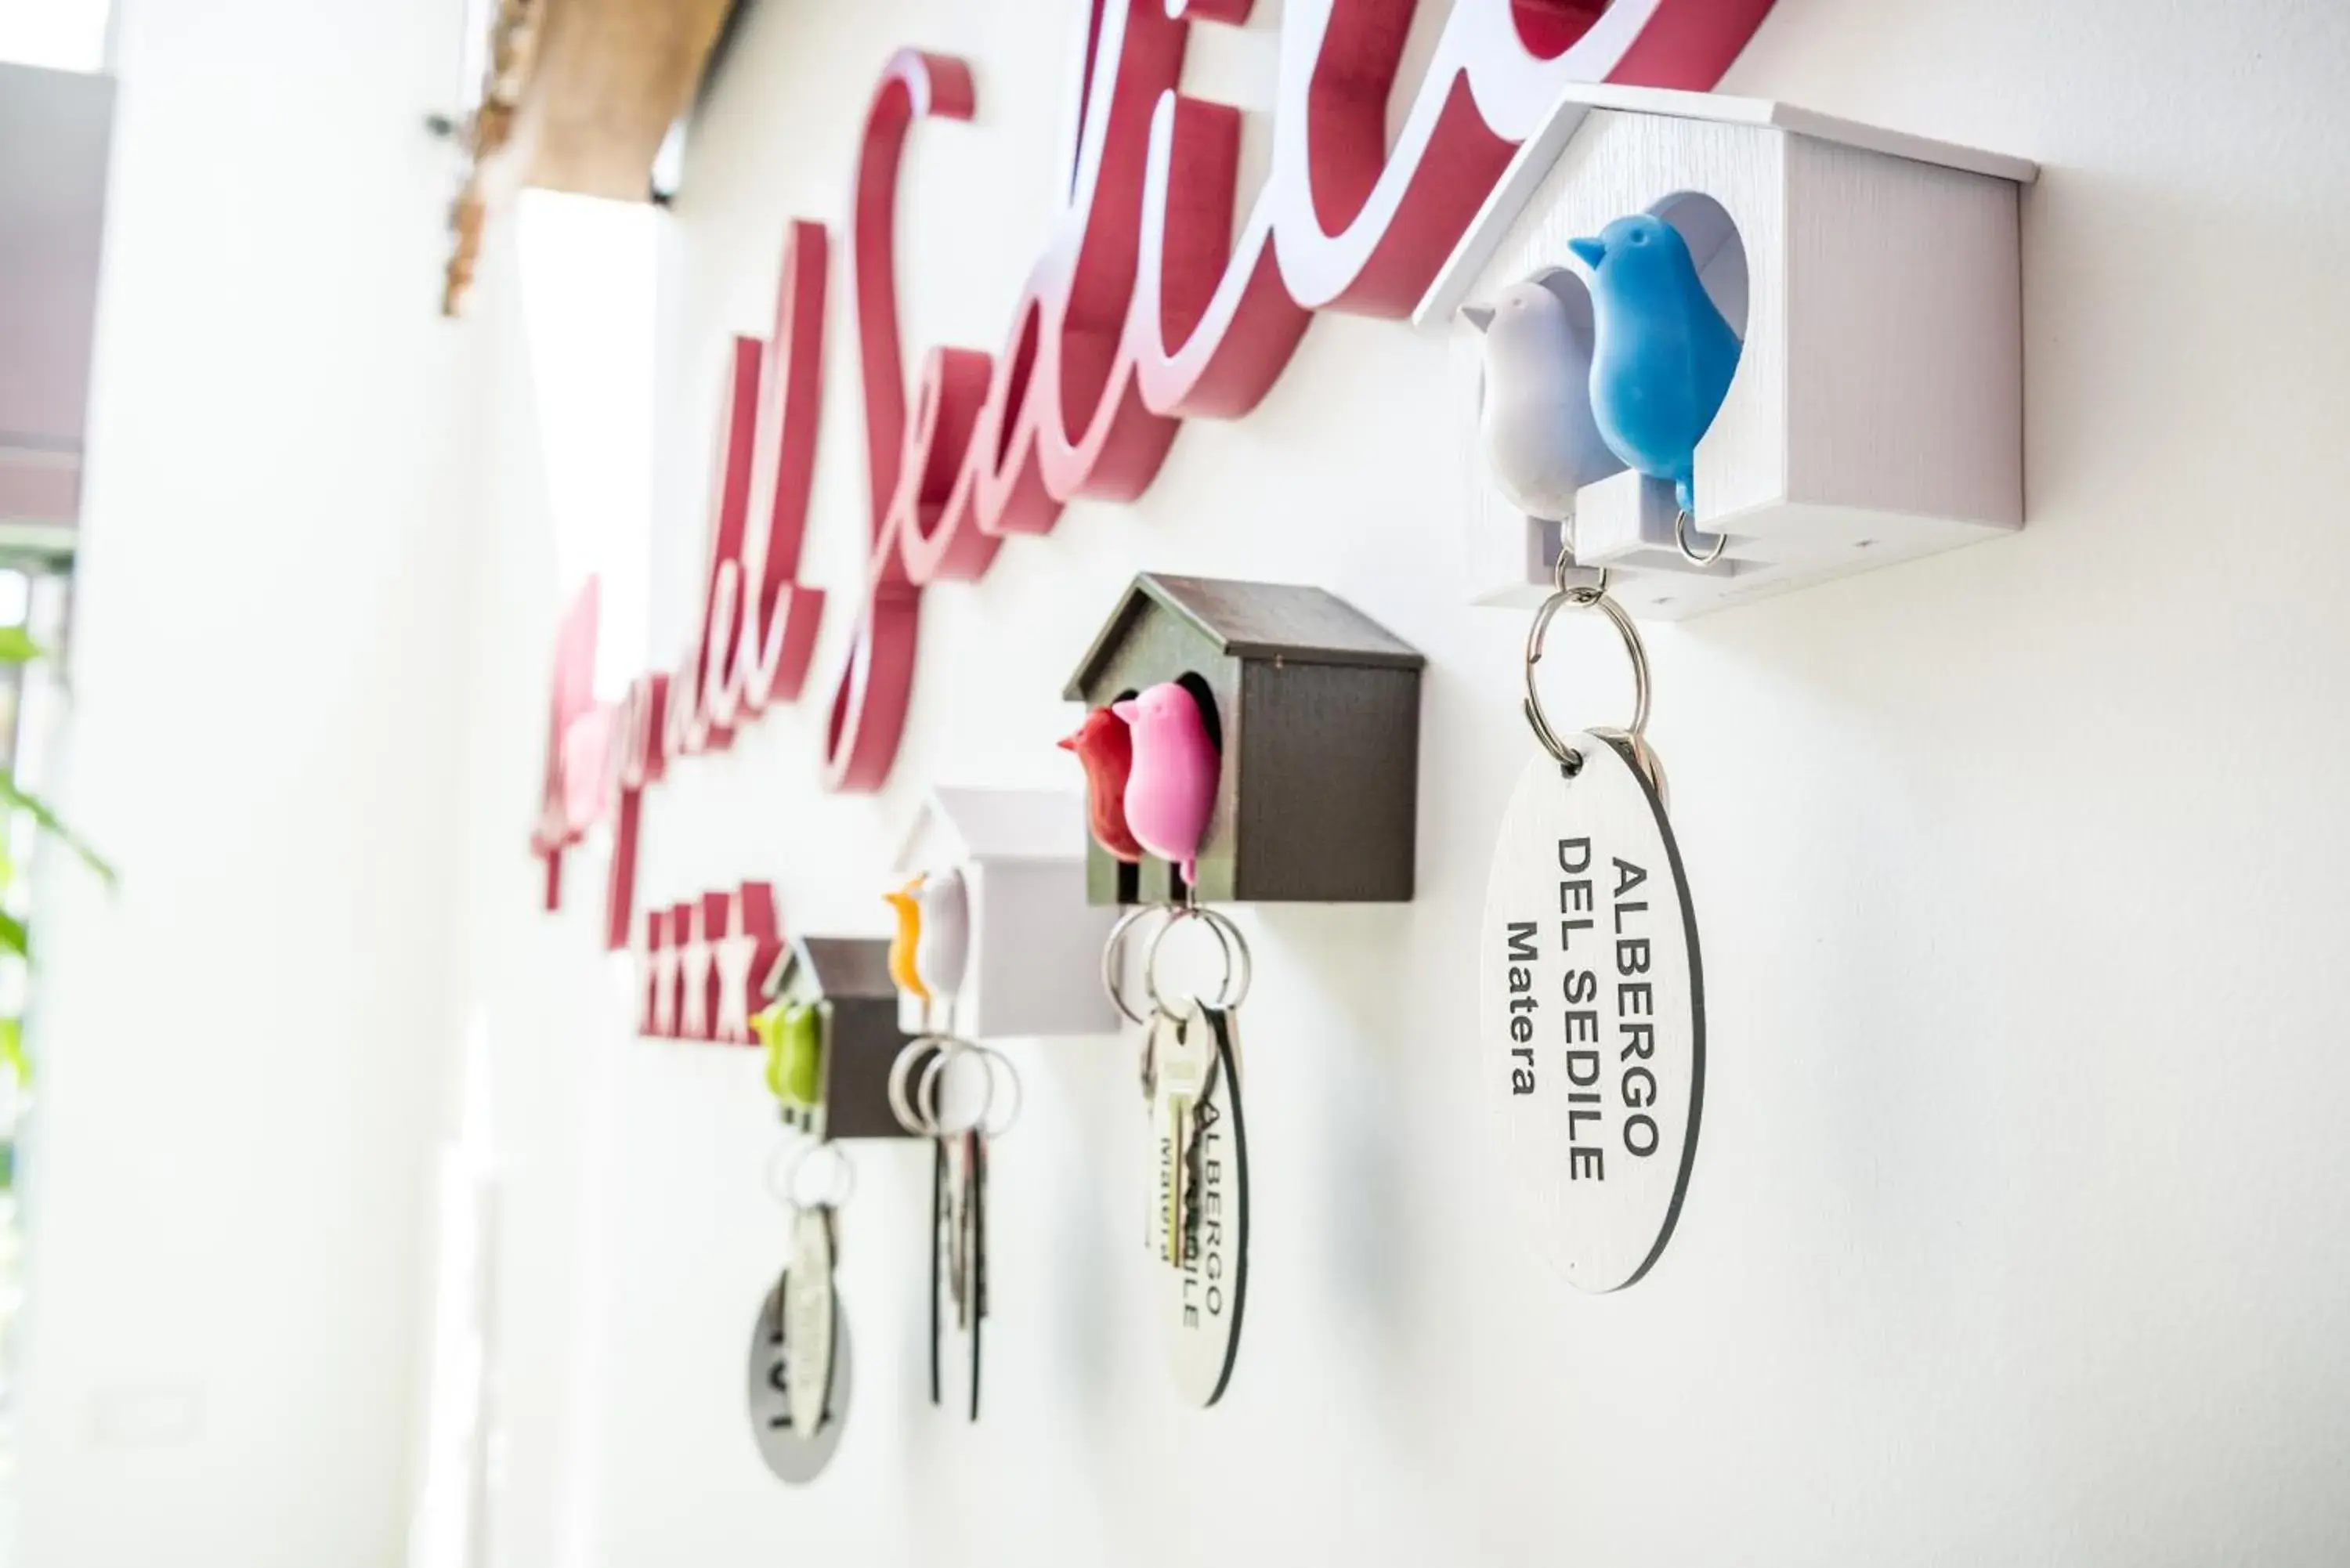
1173, 670, 1224, 755
1166, 670, 1224, 904
1103, 685, 1145, 906
1648, 190, 1748, 345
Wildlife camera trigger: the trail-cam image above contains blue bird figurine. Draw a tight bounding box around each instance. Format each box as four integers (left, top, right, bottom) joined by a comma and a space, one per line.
1568, 214, 1741, 515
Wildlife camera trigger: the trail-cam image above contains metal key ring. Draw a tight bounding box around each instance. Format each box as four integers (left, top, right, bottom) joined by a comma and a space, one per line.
1524, 572, 1655, 788
772, 1137, 856, 1212
1144, 904, 1253, 1017
889, 1033, 956, 1136
763, 1137, 808, 1208
976, 1046, 1022, 1138
1101, 902, 1172, 1027
1673, 508, 1726, 565
918, 1041, 1021, 1139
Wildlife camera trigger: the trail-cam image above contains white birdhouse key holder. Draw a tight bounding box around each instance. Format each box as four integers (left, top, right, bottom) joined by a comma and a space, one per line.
887, 1035, 1019, 1423
882, 901, 1023, 1425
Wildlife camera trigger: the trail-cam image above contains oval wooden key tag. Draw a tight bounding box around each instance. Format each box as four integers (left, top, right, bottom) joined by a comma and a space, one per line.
1143, 1003, 1249, 1406
745, 1264, 851, 1484
1479, 735, 1704, 1292
785, 1206, 837, 1435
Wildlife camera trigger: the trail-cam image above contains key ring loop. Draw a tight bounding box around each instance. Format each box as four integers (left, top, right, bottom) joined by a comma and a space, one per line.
1102, 903, 1171, 1027
1673, 508, 1726, 565
768, 1137, 855, 1212
974, 1046, 1022, 1138
1144, 904, 1252, 1017
889, 1034, 948, 1136
1524, 569, 1653, 782
916, 1040, 1022, 1140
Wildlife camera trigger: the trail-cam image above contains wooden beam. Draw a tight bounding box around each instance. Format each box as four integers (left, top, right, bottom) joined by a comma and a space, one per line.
443, 0, 736, 313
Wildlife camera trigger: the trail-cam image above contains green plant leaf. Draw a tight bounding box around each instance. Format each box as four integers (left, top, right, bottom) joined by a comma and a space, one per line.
0, 912, 24, 958
0, 771, 114, 885
0, 627, 42, 665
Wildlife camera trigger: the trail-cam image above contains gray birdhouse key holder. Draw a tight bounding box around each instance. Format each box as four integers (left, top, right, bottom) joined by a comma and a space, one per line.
1059, 573, 1427, 1407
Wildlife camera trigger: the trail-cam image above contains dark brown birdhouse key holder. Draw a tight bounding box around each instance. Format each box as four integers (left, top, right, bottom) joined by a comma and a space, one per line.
1061, 575, 1427, 1408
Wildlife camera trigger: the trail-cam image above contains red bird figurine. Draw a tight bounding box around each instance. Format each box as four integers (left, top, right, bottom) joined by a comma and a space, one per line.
1060, 706, 1144, 862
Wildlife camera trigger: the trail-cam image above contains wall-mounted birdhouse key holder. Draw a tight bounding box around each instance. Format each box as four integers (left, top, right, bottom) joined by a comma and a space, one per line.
1480, 557, 1705, 1292
880, 865, 1025, 1423
1425, 85, 2033, 616
1062, 575, 1426, 1407
1430, 88, 2034, 1285
872, 789, 1112, 1421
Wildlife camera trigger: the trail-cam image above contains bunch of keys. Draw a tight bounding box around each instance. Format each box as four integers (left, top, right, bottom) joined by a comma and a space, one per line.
1480, 555, 1705, 1293
886, 865, 1020, 1422
1104, 894, 1253, 1408
888, 1032, 1020, 1421
746, 1136, 855, 1483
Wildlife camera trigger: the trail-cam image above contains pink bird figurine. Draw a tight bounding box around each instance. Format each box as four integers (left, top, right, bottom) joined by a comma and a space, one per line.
1112, 681, 1220, 887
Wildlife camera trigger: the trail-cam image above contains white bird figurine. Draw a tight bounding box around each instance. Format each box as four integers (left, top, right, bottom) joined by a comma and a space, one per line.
911, 868, 969, 1003
1462, 273, 1625, 521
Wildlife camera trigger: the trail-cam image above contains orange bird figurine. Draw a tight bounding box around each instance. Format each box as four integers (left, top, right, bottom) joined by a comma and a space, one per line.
1060, 705, 1144, 862
883, 877, 930, 1003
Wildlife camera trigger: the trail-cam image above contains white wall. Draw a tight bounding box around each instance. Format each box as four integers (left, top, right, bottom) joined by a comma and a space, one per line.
0, 60, 112, 528
14, 0, 478, 1564
419, 0, 2350, 1565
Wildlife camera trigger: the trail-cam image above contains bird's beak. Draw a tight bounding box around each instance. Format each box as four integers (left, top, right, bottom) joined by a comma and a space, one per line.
1056, 732, 1078, 752
1459, 303, 1495, 333
1568, 237, 1605, 269
1111, 699, 1138, 724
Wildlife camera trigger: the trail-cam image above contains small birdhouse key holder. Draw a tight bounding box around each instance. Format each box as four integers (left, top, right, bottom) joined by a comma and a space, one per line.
1072, 685, 1255, 1411
883, 873, 1022, 1422
1060, 575, 1424, 1405
1477, 552, 1707, 1292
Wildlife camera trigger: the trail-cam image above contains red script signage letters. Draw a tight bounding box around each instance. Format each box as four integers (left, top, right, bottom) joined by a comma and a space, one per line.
537, 0, 1775, 950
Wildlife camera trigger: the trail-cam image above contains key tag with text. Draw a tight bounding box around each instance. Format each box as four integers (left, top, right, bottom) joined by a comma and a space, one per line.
1480, 565, 1705, 1292
745, 1138, 855, 1483
1104, 898, 1252, 1407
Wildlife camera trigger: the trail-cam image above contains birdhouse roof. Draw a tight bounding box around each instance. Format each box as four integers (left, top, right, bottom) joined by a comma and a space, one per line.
1063, 574, 1425, 699
894, 787, 1082, 873
1417, 83, 2037, 327
764, 934, 895, 1003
